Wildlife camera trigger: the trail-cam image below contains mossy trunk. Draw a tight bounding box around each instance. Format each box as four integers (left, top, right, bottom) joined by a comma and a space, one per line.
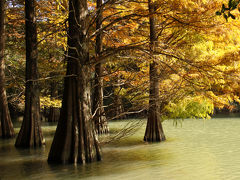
15, 0, 44, 147
0, 0, 15, 138
144, 0, 166, 142
48, 0, 101, 164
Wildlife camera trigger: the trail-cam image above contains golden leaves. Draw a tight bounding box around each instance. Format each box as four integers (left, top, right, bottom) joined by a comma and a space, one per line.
40, 96, 62, 108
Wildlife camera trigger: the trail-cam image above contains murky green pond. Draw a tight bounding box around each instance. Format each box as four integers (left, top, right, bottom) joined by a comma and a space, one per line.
1, 115, 240, 180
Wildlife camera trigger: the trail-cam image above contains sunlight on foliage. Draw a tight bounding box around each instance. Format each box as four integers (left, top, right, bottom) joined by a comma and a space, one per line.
163, 96, 214, 120
40, 96, 62, 108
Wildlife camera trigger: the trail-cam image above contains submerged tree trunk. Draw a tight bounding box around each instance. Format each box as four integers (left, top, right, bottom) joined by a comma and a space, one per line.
0, 0, 15, 138
15, 0, 44, 147
48, 0, 101, 164
92, 0, 108, 134
144, 0, 166, 142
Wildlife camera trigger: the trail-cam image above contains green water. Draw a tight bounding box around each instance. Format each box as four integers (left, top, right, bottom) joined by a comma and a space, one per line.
1, 116, 240, 180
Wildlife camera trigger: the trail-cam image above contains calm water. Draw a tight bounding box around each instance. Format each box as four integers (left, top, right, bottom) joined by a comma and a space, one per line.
1, 115, 240, 180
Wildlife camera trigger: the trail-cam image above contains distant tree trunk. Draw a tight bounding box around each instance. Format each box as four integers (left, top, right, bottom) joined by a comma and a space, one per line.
113, 74, 126, 119
114, 93, 126, 119
48, 107, 59, 122
115, 95, 124, 118
48, 72, 59, 122
92, 0, 109, 134
15, 0, 44, 147
48, 0, 101, 164
144, 0, 166, 142
0, 0, 15, 138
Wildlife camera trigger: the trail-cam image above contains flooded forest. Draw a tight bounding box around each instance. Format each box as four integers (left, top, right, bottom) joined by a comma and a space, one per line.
1, 0, 240, 179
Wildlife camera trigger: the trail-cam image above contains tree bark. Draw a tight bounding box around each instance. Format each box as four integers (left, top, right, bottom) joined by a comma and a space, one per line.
48, 73, 59, 122
92, 0, 109, 134
48, 0, 101, 164
15, 0, 44, 147
114, 90, 126, 119
0, 0, 15, 138
144, 0, 166, 142
112, 74, 126, 119
48, 109, 59, 123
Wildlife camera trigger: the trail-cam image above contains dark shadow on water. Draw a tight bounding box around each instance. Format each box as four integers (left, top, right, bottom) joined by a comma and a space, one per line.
212, 112, 240, 119
0, 142, 173, 180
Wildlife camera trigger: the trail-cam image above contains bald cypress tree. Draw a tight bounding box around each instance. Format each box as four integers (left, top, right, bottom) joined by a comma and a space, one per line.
144, 0, 166, 142
48, 0, 101, 164
0, 0, 15, 138
92, 0, 109, 134
15, 0, 44, 147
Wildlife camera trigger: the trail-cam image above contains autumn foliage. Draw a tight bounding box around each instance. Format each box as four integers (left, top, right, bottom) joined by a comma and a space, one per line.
4, 0, 240, 122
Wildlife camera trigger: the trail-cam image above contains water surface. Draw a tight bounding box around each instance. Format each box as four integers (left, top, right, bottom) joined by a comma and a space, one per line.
1, 116, 240, 180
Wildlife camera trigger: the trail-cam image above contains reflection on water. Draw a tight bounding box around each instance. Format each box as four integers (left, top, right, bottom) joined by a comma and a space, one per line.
1, 116, 240, 179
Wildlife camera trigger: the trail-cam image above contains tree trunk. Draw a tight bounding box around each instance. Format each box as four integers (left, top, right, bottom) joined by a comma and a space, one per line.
0, 0, 15, 138
48, 108, 59, 122
93, 64, 109, 133
113, 74, 126, 119
48, 73, 59, 122
15, 0, 44, 147
114, 92, 126, 119
144, 0, 166, 142
48, 0, 101, 164
92, 0, 109, 134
